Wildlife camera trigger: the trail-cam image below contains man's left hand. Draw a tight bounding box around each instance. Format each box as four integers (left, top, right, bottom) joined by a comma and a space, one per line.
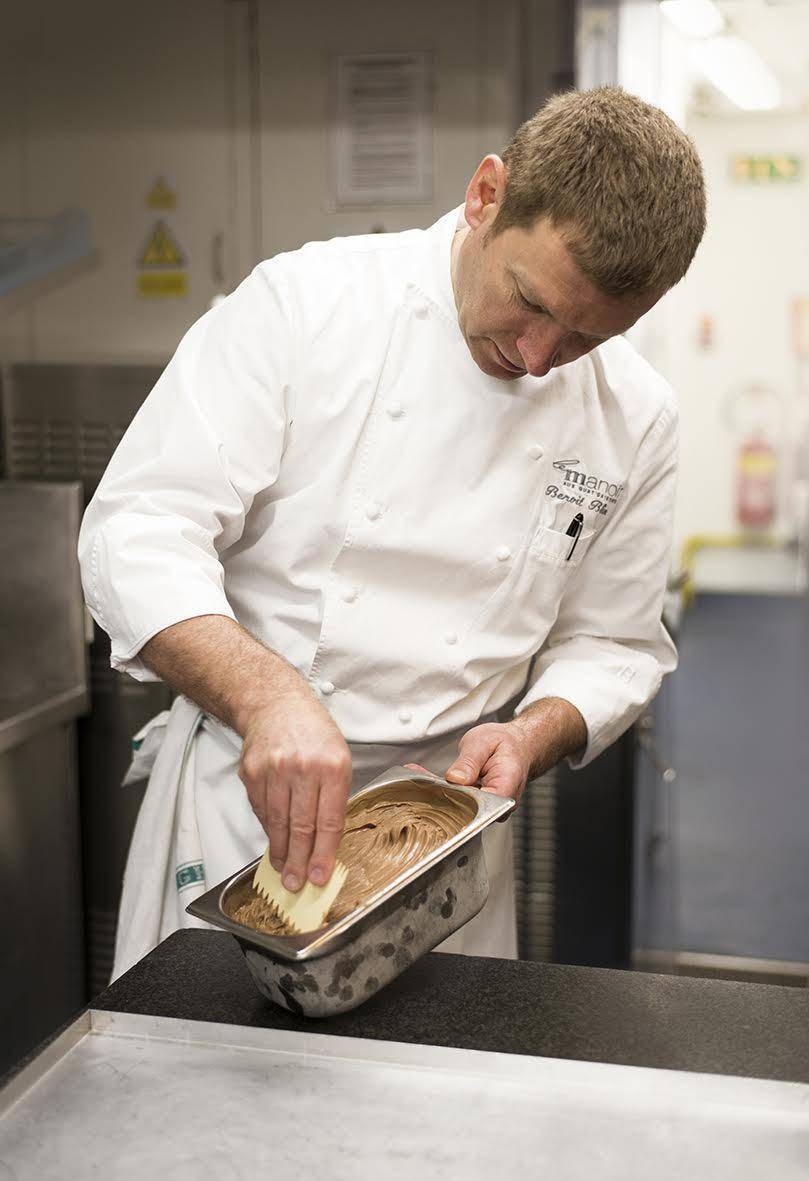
444, 722, 533, 802
406, 721, 532, 805
405, 697, 587, 805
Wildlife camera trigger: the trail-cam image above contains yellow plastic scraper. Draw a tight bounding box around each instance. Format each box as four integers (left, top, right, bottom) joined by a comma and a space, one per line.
253, 848, 348, 933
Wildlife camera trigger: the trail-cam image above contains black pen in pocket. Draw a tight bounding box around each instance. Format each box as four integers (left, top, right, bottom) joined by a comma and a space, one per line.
565, 512, 584, 560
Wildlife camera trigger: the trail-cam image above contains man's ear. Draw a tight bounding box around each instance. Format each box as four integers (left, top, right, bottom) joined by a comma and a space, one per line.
464, 155, 508, 231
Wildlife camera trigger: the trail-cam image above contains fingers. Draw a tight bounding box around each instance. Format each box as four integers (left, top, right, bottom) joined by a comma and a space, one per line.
282, 773, 319, 892
266, 775, 291, 871
240, 748, 352, 892
238, 693, 354, 893
239, 749, 278, 856
445, 727, 494, 785
240, 748, 296, 874
445, 724, 528, 803
307, 754, 351, 886
481, 758, 525, 800
477, 739, 526, 800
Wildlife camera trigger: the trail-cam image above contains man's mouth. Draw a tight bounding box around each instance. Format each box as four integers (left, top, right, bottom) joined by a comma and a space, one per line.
491, 341, 526, 374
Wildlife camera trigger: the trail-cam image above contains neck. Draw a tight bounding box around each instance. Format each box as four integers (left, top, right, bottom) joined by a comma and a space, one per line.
450, 224, 469, 309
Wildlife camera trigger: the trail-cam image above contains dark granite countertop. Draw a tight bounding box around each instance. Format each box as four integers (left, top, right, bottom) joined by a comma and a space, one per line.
94, 930, 809, 1084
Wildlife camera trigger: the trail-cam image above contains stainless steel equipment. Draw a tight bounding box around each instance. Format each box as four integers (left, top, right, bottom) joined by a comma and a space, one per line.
1, 362, 170, 994
0, 481, 88, 1075
0, 481, 87, 752
188, 767, 514, 1017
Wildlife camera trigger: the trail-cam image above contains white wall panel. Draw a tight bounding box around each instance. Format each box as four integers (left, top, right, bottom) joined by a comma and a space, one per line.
0, 0, 520, 363
256, 0, 519, 253
0, 0, 234, 363
657, 112, 809, 580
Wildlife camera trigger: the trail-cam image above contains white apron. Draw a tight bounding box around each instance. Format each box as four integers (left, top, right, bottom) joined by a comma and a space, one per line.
113, 698, 517, 981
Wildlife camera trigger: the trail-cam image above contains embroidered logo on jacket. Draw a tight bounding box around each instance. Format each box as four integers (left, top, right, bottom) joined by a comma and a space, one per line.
546, 459, 625, 516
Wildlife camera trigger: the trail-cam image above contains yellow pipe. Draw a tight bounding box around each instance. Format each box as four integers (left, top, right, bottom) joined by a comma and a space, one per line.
679, 532, 781, 609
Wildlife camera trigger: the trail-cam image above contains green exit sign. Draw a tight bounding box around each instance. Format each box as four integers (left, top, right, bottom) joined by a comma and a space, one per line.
731, 155, 801, 183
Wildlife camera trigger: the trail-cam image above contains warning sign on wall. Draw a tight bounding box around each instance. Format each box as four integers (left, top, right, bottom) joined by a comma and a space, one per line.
146, 176, 177, 210
139, 220, 185, 267
731, 154, 801, 183
137, 217, 187, 298
138, 272, 187, 297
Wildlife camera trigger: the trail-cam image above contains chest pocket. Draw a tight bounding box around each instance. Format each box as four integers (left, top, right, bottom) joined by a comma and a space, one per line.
463, 521, 598, 647
529, 522, 596, 568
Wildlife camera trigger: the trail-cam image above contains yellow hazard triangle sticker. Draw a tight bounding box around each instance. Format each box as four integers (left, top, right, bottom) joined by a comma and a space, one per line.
146, 177, 177, 210
139, 219, 185, 268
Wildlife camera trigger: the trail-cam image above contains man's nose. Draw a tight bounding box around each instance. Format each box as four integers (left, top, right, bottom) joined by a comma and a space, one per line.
515, 324, 567, 377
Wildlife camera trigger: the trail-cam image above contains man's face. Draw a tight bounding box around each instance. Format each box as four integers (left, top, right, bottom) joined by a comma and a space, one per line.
453, 182, 662, 381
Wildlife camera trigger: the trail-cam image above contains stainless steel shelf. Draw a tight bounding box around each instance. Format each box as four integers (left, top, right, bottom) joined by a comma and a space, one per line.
0, 685, 89, 755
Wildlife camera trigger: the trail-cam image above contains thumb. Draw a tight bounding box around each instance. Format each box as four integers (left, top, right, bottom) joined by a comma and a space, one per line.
445, 727, 497, 785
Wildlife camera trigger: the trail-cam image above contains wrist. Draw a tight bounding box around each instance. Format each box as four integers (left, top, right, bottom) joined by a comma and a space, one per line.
507, 697, 587, 778
231, 677, 314, 737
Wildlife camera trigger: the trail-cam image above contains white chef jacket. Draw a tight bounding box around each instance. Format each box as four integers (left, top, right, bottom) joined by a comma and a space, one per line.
79, 206, 678, 977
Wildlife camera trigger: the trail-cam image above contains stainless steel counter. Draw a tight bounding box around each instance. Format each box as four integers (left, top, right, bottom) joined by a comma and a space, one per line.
2, 1008, 807, 1179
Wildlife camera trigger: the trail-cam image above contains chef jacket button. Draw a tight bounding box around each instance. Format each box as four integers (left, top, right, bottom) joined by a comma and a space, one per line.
528, 443, 544, 460
398, 708, 412, 724
387, 403, 404, 419
496, 545, 512, 562
341, 586, 358, 603
320, 681, 335, 696
365, 502, 382, 521
414, 304, 429, 320
444, 631, 458, 645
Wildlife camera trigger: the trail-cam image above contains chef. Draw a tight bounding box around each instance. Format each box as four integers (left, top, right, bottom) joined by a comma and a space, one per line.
79, 86, 706, 979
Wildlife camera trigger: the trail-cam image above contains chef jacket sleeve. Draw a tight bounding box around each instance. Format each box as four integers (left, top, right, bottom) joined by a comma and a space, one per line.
513, 402, 678, 767
78, 263, 295, 681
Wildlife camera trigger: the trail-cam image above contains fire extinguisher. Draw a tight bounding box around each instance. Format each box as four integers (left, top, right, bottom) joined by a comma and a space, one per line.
736, 434, 777, 530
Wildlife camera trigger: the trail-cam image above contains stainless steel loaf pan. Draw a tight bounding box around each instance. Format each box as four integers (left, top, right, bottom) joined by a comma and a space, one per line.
187, 766, 514, 1017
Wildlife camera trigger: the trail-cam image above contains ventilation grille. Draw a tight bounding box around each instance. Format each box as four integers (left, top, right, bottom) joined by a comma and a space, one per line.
1, 360, 163, 496
86, 906, 118, 996
8, 417, 128, 491
512, 768, 557, 961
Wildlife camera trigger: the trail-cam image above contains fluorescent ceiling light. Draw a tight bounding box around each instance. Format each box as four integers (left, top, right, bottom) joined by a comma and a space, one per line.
690, 35, 781, 110
660, 0, 724, 39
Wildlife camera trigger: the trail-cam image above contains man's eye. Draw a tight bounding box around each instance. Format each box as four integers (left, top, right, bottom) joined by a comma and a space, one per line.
517, 290, 547, 314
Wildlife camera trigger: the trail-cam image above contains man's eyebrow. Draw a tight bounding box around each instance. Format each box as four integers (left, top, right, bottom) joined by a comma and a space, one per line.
509, 267, 607, 341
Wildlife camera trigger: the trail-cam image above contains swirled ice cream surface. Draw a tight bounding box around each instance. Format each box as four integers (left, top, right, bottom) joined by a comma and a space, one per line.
230, 782, 475, 936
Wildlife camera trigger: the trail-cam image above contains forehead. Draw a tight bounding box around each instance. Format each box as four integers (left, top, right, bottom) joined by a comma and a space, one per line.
494, 218, 657, 339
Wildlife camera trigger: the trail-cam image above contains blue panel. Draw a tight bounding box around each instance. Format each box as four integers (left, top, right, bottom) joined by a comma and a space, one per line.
643, 592, 809, 961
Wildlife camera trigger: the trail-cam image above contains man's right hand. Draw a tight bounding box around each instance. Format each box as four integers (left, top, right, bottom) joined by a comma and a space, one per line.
238, 692, 352, 892
139, 616, 352, 894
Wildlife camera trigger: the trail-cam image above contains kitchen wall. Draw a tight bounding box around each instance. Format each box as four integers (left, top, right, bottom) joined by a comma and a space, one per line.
0, 0, 523, 366
0, 0, 234, 363
613, 0, 809, 589
631, 105, 809, 590
663, 109, 809, 587
256, 0, 519, 249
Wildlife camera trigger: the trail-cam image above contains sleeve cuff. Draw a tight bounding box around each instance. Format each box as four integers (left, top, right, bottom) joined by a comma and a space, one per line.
514, 656, 663, 769
106, 602, 238, 682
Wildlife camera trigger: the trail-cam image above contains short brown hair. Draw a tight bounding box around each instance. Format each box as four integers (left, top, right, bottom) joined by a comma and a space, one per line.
493, 87, 706, 296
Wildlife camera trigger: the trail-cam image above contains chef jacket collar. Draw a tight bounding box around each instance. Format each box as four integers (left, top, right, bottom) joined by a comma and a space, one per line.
416, 204, 467, 326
